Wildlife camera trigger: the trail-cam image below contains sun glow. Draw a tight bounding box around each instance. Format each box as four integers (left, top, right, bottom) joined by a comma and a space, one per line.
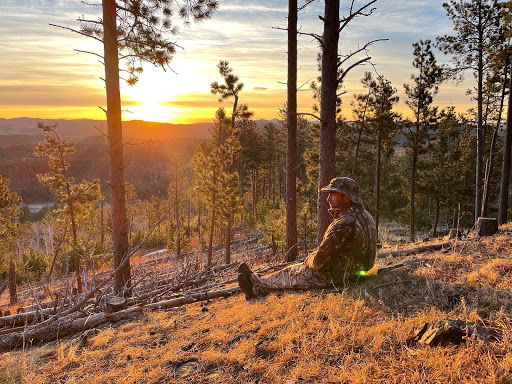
126, 102, 177, 123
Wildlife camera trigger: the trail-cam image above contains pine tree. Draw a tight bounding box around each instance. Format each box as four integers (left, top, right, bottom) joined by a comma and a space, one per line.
363, 73, 399, 235
193, 109, 241, 265
0, 175, 22, 304
35, 123, 102, 293
404, 40, 444, 241
63, 0, 218, 294
210, 61, 249, 263
437, 0, 504, 221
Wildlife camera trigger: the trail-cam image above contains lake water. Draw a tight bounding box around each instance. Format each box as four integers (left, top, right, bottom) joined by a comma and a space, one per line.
24, 202, 55, 213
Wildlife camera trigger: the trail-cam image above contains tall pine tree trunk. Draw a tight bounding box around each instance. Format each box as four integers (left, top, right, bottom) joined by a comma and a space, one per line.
317, 0, 339, 243
475, 28, 484, 221
285, 0, 298, 262
103, 0, 131, 295
499, 61, 512, 224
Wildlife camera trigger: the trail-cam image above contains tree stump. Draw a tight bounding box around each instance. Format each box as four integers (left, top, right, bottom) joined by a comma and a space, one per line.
474, 217, 498, 237
106, 296, 127, 314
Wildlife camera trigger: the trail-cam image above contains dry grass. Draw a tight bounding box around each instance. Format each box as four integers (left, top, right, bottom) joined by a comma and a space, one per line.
2, 229, 512, 383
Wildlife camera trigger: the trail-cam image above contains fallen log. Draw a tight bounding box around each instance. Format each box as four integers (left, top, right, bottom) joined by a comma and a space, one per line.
0, 307, 64, 328
144, 287, 239, 310
0, 287, 240, 352
0, 308, 143, 352
377, 241, 453, 258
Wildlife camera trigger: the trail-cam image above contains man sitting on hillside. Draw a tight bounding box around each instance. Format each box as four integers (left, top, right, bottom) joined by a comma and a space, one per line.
237, 177, 377, 299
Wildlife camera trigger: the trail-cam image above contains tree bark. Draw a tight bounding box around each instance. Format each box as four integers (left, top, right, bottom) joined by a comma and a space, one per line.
285, 0, 298, 262
317, 0, 339, 243
499, 61, 512, 224
103, 0, 131, 295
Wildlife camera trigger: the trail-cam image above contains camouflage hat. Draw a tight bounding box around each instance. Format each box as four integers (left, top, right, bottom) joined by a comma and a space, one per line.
320, 177, 362, 205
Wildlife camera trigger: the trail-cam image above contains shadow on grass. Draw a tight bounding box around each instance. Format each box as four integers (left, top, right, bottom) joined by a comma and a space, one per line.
345, 261, 512, 319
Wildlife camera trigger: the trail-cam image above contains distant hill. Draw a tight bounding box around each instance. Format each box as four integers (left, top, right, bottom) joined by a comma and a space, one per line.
0, 117, 284, 147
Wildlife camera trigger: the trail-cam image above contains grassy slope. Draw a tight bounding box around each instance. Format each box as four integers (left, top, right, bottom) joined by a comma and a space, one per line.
2, 229, 512, 384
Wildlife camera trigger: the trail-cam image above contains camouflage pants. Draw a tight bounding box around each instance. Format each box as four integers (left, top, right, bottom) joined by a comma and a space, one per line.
249, 262, 330, 294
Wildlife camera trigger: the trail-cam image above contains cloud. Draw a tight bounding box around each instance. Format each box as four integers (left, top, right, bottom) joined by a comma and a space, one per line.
0, 0, 475, 122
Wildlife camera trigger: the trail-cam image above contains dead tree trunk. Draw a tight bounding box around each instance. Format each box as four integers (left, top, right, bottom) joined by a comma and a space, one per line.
482, 60, 508, 217
103, 0, 131, 295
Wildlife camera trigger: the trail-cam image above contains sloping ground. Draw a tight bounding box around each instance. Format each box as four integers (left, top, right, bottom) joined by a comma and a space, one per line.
2, 228, 512, 383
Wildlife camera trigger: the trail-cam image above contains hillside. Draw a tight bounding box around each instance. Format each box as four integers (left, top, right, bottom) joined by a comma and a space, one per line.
0, 118, 212, 141
0, 118, 283, 143
1, 228, 512, 383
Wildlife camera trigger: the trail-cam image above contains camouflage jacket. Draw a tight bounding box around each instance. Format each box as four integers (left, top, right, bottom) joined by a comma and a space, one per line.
305, 204, 377, 281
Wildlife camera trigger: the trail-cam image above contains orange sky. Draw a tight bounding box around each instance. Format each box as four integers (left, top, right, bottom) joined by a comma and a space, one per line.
0, 1, 475, 125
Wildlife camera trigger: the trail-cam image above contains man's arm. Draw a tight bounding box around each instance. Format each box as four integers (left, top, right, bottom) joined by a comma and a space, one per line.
305, 224, 353, 270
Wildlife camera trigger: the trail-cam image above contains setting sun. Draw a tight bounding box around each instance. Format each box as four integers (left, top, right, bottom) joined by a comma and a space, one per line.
127, 101, 177, 123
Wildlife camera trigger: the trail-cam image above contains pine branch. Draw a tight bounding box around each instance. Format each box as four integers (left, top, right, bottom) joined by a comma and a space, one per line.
49, 23, 103, 43
338, 57, 372, 84
74, 49, 104, 60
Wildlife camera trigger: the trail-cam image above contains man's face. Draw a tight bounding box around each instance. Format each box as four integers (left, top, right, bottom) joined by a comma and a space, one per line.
326, 191, 350, 208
